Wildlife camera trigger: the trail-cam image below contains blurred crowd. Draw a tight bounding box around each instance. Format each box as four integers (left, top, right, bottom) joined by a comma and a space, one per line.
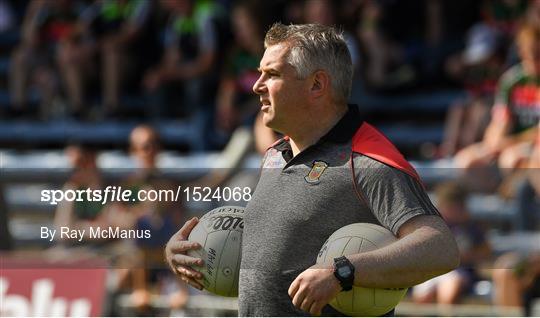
1, 0, 539, 147
1, 1, 537, 145
51, 125, 188, 316
0, 0, 539, 316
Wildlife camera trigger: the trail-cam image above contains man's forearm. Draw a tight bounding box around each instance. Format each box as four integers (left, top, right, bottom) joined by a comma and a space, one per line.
348, 217, 459, 288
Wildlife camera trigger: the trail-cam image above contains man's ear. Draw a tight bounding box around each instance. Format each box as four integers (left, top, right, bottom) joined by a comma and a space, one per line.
310, 70, 330, 99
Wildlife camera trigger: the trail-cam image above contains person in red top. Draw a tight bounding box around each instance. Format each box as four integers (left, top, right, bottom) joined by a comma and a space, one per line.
441, 23, 507, 157
215, 1, 266, 133
455, 23, 540, 171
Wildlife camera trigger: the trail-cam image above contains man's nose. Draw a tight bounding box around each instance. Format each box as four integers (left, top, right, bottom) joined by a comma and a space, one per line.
253, 76, 266, 95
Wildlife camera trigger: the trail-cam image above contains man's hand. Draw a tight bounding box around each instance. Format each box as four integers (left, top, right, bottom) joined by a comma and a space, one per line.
288, 266, 342, 316
165, 217, 205, 290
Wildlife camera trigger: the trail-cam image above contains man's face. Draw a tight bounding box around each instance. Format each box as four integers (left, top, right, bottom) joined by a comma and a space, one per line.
252, 44, 310, 133
130, 129, 159, 167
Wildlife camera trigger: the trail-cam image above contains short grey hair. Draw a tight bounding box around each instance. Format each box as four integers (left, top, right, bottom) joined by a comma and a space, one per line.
264, 23, 353, 103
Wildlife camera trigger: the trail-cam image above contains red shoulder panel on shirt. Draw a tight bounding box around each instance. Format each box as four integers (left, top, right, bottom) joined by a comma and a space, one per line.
352, 123, 421, 182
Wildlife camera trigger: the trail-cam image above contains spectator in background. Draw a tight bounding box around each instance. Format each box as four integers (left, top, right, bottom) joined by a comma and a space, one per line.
57, 0, 154, 118
413, 182, 491, 304
355, 0, 449, 92
468, 0, 529, 76
303, 0, 359, 69
215, 1, 266, 134
104, 125, 162, 232
441, 23, 507, 157
481, 0, 528, 45
130, 124, 160, 172
115, 125, 181, 236
355, 0, 411, 92
454, 23, 540, 171
53, 142, 106, 241
493, 253, 540, 316
9, 0, 84, 118
0, 0, 15, 33
492, 125, 539, 316
504, 121, 540, 231
143, 0, 223, 119
108, 124, 187, 314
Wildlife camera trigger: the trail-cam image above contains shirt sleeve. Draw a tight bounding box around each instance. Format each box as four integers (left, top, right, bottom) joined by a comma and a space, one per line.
353, 153, 441, 235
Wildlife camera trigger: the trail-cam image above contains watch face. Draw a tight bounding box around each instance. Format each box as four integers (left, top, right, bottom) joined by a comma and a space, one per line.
338, 266, 352, 277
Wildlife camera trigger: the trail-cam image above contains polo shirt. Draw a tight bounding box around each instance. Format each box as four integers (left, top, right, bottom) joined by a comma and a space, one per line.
239, 105, 440, 316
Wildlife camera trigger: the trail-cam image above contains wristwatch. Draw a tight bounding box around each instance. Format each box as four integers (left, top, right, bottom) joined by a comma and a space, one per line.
333, 256, 355, 291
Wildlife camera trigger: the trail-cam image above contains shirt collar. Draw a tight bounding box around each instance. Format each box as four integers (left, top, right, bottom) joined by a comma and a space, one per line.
271, 104, 362, 161
320, 104, 362, 144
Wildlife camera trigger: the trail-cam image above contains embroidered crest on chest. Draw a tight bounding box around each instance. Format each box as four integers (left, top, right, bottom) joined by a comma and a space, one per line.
304, 160, 329, 184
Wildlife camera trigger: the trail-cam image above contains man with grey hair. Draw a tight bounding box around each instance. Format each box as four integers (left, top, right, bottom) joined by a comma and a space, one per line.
166, 23, 459, 316
262, 23, 353, 104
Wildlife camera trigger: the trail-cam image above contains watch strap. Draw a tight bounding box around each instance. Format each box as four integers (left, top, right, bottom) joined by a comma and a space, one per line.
333, 256, 355, 291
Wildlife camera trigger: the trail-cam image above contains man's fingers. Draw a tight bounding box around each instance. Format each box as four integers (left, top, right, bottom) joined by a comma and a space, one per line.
288, 278, 300, 298
178, 217, 199, 240
292, 287, 307, 309
300, 296, 314, 313
168, 240, 202, 253
172, 254, 204, 268
310, 302, 324, 316
176, 265, 203, 279
179, 275, 204, 290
